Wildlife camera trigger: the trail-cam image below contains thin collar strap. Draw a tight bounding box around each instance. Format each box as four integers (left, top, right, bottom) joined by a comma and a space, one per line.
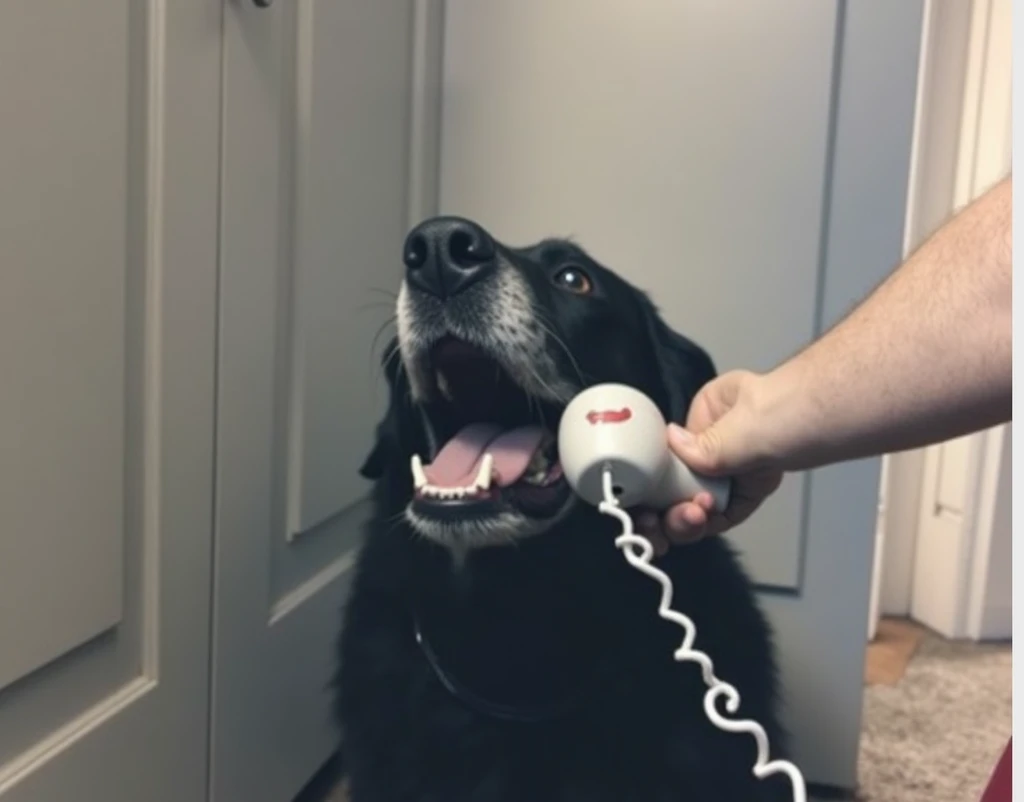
412, 611, 599, 724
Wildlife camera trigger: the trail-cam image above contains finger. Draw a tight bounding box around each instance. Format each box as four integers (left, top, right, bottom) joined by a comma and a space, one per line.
663, 502, 708, 544
702, 495, 763, 536
707, 470, 784, 535
667, 423, 730, 477
632, 509, 670, 556
660, 493, 714, 542
683, 391, 718, 434
692, 490, 716, 512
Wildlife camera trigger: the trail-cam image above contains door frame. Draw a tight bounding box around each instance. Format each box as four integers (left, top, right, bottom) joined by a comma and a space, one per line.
408, 0, 446, 227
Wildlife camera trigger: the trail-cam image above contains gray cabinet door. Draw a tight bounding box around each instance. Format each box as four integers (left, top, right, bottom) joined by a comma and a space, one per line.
437, 0, 922, 790
214, 2, 427, 800
0, 1, 220, 801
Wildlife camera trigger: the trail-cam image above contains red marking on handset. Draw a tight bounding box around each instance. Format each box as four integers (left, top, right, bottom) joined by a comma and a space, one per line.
585, 407, 633, 425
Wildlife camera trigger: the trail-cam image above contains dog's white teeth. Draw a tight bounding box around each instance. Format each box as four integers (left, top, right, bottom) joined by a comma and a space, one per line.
475, 454, 494, 490
419, 485, 469, 499
411, 454, 428, 489
415, 457, 491, 498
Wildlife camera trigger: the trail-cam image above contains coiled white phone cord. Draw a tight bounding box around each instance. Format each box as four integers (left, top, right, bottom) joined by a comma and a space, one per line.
598, 467, 807, 802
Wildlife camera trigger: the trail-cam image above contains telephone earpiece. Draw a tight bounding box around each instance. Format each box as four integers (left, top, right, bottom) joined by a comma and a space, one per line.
557, 383, 731, 512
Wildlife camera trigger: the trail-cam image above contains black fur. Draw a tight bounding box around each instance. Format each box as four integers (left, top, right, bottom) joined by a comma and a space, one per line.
335, 230, 790, 801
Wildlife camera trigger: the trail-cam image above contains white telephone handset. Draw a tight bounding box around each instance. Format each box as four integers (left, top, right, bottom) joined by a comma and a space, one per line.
558, 382, 731, 512
557, 383, 806, 802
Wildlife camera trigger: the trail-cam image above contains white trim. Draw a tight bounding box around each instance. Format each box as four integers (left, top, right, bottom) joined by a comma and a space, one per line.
407, 0, 446, 227
952, 0, 1012, 211
901, 0, 937, 260
867, 455, 888, 641
875, 0, 976, 622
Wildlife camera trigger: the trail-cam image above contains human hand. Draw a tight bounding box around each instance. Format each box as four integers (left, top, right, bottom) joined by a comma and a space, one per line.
636, 370, 786, 553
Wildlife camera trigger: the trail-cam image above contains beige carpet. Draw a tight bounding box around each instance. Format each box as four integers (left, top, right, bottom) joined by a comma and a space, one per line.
856, 631, 1012, 801
865, 618, 928, 686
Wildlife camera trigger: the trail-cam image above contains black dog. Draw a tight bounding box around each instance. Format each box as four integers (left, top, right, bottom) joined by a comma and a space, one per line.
335, 217, 790, 802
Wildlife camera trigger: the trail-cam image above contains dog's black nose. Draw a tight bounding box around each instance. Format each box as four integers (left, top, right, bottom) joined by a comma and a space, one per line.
403, 217, 497, 298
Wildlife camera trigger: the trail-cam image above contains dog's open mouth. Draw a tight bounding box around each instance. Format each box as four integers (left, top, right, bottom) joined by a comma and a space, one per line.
410, 336, 572, 522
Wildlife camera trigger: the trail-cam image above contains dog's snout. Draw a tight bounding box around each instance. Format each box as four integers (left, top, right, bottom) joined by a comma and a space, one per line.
403, 217, 496, 299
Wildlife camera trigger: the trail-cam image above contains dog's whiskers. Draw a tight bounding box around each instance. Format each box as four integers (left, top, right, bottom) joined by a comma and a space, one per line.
536, 315, 587, 389
381, 340, 403, 376
370, 316, 397, 356
522, 360, 571, 406
525, 391, 546, 431
368, 315, 399, 388
357, 301, 400, 314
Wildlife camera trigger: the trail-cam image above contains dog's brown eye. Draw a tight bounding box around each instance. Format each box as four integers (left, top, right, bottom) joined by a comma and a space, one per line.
553, 266, 593, 295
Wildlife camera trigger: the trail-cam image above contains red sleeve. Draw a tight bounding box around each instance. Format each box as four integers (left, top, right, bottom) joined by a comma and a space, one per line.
980, 738, 1012, 802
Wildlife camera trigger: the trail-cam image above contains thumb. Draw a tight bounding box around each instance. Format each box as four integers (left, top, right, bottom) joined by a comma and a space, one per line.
667, 421, 732, 476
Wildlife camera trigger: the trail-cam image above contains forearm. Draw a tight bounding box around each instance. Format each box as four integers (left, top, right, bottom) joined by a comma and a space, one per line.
763, 175, 1012, 471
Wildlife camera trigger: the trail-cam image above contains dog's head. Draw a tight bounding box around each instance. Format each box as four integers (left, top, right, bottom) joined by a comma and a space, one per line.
362, 216, 717, 551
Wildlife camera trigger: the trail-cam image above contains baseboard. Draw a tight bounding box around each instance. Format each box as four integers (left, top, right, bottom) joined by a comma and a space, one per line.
977, 604, 1012, 641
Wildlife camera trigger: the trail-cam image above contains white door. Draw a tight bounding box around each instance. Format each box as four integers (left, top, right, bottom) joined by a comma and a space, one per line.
0, 2, 221, 801
436, 0, 923, 790
214, 2, 431, 801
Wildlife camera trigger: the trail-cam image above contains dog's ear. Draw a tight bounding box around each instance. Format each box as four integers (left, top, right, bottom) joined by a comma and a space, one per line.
359, 335, 413, 481
639, 295, 718, 424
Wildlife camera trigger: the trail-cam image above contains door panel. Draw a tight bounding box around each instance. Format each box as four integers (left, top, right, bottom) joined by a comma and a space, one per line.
0, 1, 220, 800
0, 0, 127, 694
437, 0, 922, 788
910, 442, 968, 634
935, 434, 973, 514
289, 2, 416, 536
215, 3, 418, 800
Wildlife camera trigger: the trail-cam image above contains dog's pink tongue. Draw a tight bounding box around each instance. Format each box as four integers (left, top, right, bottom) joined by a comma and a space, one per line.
423, 423, 547, 488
